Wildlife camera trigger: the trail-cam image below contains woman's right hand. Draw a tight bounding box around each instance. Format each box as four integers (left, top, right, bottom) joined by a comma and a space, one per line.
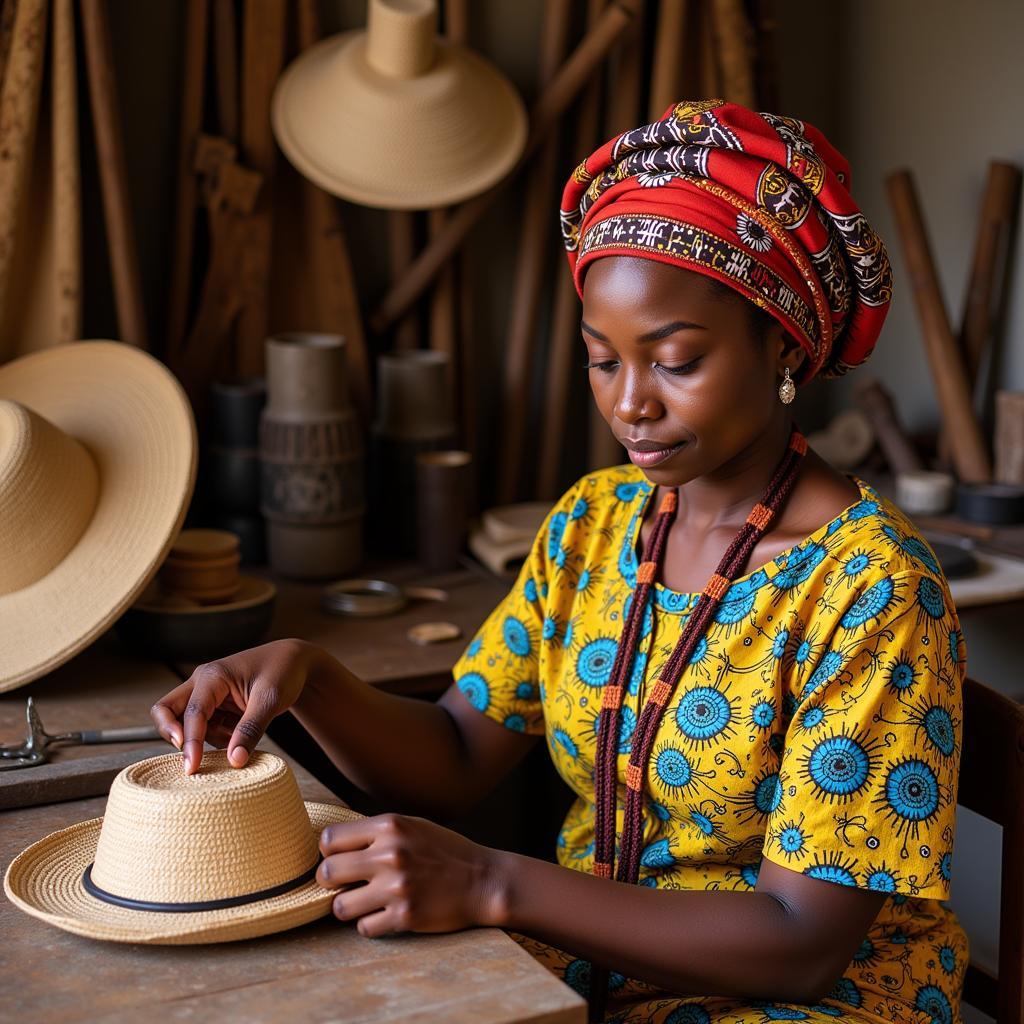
150, 638, 321, 774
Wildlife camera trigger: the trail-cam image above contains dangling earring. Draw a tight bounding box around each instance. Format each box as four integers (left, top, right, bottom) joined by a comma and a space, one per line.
778, 366, 796, 404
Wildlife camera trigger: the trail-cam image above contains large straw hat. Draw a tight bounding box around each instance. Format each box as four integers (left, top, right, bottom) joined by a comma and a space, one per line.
4, 750, 363, 944
271, 0, 528, 209
0, 341, 197, 691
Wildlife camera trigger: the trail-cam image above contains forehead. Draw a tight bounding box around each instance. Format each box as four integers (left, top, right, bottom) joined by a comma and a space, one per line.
581, 256, 746, 322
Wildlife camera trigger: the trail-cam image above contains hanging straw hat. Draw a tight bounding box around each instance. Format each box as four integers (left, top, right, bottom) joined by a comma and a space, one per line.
271, 0, 528, 209
0, 341, 197, 691
4, 750, 363, 944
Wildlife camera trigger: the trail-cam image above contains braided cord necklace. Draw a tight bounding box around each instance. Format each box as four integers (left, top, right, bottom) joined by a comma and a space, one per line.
586, 424, 808, 1021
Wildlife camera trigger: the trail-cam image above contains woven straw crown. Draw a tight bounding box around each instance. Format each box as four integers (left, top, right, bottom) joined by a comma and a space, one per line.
0, 400, 99, 594
91, 751, 319, 905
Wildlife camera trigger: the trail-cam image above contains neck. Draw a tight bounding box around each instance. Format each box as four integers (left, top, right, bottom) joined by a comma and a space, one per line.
663, 415, 797, 534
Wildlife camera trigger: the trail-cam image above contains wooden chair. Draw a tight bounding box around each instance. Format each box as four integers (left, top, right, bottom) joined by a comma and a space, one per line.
959, 677, 1024, 1022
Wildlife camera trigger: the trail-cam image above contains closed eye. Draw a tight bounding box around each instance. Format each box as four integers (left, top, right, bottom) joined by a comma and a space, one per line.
583, 358, 702, 376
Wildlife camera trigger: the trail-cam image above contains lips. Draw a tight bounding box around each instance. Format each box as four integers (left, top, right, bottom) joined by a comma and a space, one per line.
624, 440, 685, 467
622, 438, 682, 452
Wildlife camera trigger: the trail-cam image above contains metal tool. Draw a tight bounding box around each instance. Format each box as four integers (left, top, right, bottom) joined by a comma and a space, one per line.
0, 697, 163, 771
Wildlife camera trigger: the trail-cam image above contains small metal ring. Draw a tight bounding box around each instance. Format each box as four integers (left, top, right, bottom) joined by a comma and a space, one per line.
320, 579, 408, 617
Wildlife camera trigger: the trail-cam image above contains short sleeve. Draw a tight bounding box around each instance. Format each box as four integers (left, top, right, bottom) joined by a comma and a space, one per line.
762, 570, 965, 900
449, 477, 583, 736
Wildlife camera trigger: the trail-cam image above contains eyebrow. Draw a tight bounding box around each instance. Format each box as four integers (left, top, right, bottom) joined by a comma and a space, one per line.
580, 319, 708, 344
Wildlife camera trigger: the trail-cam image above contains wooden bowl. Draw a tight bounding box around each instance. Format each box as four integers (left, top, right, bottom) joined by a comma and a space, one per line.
115, 576, 277, 662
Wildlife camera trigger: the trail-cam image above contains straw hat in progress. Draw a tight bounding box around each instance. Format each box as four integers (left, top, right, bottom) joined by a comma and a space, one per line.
0, 341, 197, 692
4, 750, 363, 944
272, 0, 528, 209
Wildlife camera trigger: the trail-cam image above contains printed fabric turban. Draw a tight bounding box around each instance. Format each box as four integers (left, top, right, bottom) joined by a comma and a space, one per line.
560, 99, 893, 384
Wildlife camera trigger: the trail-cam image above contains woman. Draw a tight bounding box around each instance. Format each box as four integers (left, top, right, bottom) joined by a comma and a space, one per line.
152, 101, 968, 1024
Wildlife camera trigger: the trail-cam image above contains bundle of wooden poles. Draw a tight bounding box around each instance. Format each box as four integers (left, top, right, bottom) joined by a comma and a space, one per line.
166, 0, 777, 509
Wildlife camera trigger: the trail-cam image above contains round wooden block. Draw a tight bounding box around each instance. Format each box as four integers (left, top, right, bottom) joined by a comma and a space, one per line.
170, 528, 241, 562
407, 621, 462, 645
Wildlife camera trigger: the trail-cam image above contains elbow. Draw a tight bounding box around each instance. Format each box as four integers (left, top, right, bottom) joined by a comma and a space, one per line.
788, 951, 851, 1005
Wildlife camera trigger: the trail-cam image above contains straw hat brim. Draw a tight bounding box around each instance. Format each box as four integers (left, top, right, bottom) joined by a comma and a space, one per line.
272, 32, 527, 209
0, 341, 197, 692
3, 801, 362, 944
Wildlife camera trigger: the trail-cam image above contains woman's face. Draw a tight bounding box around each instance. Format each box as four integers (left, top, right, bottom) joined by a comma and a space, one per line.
581, 256, 801, 486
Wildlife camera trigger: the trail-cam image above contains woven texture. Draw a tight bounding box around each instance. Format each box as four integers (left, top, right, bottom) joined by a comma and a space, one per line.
4, 750, 363, 944
271, 6, 527, 209
0, 341, 197, 691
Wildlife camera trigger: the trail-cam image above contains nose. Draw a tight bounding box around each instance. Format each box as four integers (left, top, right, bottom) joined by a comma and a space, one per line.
612, 366, 664, 425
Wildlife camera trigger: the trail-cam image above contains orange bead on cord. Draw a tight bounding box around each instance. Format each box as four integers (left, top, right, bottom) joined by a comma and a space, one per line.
586, 423, 808, 1021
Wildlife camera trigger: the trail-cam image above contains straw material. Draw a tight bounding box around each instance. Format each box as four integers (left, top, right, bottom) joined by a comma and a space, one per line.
4, 750, 363, 944
0, 341, 197, 691
271, 0, 527, 209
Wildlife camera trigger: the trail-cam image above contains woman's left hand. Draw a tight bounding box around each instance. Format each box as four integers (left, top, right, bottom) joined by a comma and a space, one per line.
317, 813, 505, 937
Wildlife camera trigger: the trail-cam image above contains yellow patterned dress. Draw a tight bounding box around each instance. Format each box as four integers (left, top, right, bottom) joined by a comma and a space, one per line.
451, 463, 968, 1024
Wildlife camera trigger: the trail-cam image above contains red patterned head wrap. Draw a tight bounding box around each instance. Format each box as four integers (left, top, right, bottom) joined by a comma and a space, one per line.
560, 99, 893, 384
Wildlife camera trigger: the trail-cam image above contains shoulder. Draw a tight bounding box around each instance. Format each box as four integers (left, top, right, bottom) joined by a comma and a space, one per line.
836, 479, 951, 585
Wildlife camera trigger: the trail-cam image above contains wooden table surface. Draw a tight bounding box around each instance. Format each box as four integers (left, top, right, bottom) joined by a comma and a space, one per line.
1, 562, 585, 1022
175, 558, 510, 694
2, 746, 584, 1023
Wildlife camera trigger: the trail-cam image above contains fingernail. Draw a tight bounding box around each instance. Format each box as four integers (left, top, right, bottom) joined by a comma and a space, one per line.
230, 746, 248, 767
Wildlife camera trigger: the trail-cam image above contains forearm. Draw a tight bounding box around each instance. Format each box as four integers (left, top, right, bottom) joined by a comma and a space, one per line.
290, 645, 471, 818
487, 851, 835, 1004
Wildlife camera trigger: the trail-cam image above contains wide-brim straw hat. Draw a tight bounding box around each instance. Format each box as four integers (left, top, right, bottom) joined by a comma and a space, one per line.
0, 341, 197, 692
4, 750, 363, 944
271, 0, 528, 209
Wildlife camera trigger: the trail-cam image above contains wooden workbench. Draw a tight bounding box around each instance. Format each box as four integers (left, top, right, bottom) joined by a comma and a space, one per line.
2, 561, 584, 1022
2, 750, 584, 1023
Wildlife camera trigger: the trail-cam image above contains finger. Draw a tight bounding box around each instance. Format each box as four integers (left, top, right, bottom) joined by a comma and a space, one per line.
150, 680, 198, 748
181, 670, 230, 774
355, 905, 407, 939
225, 684, 277, 768
319, 818, 383, 856
317, 851, 374, 891
329, 882, 382, 923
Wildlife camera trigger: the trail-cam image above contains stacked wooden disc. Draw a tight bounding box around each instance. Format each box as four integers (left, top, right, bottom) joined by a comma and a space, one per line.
159, 529, 242, 605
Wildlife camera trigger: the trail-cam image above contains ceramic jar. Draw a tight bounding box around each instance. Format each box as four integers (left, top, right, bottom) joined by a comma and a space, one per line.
259, 333, 365, 578
369, 350, 458, 557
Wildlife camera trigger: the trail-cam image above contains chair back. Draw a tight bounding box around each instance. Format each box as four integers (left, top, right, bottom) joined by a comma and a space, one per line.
959, 677, 1024, 1023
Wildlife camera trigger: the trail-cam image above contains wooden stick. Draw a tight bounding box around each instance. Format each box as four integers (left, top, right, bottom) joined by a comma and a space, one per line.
938, 161, 1021, 464
427, 208, 457, 404
852, 377, 924, 476
0, 0, 20, 98
497, 0, 574, 504
235, 0, 286, 377
961, 162, 1021, 381
697, 0, 721, 98
367, 0, 642, 335
165, 0, 208, 368
52, 0, 81, 343
589, 0, 634, 468
441, 0, 475, 486
295, 0, 373, 425
80, 0, 148, 349
648, 0, 685, 119
540, 0, 610, 499
995, 391, 1024, 485
885, 170, 990, 483
752, 0, 779, 109
605, 0, 644, 136
213, 0, 239, 142
710, 0, 755, 107
388, 212, 421, 350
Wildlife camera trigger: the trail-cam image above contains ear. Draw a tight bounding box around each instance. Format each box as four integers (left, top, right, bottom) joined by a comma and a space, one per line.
776, 331, 807, 375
